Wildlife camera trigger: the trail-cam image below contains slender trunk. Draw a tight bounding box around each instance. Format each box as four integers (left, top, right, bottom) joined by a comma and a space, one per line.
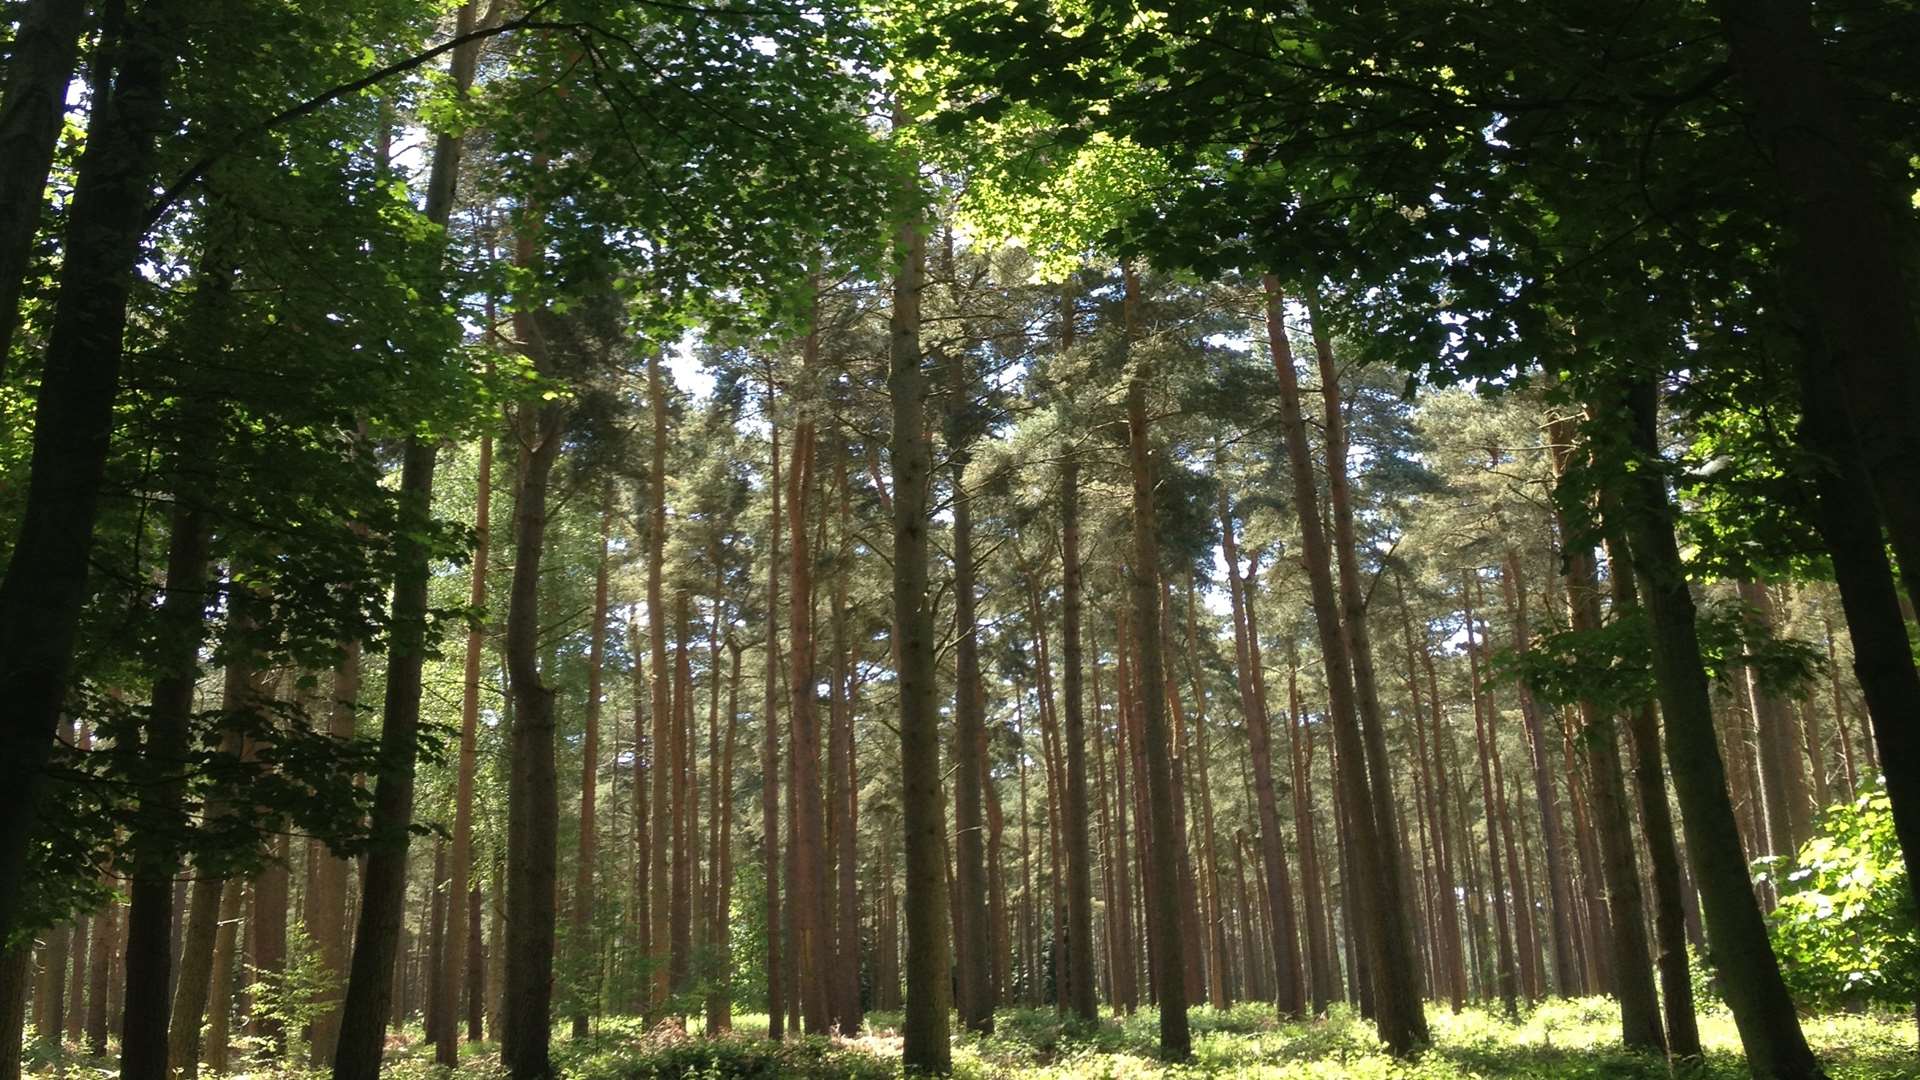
1794, 350, 1920, 914
828, 444, 862, 1034
440, 428, 490, 1063
949, 389, 995, 1033
786, 320, 832, 1033
1262, 276, 1425, 1052
761, 416, 784, 1038
1304, 293, 1426, 1041
500, 398, 566, 1079
120, 501, 213, 1080
1464, 582, 1519, 1016
1606, 376, 1826, 1080
85, 900, 114, 1055
568, 501, 611, 1038
0, 0, 190, 934
203, 877, 244, 1074
1060, 457, 1098, 1022
1123, 329, 1190, 1058
1220, 496, 1304, 1016
312, 643, 362, 1066
1603, 529, 1702, 1058
705, 643, 743, 1034
647, 350, 675, 1011
0, 0, 86, 371
890, 182, 950, 1075
1500, 553, 1581, 995
331, 9, 479, 1069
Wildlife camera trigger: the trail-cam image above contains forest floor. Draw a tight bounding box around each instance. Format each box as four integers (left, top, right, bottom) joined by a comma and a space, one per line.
25, 997, 1918, 1078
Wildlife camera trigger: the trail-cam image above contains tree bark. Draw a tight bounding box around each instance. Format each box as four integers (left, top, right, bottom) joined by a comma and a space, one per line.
0, 0, 191, 937
1262, 277, 1425, 1052
0, 0, 88, 374
761, 415, 784, 1039
1794, 348, 1920, 915
1123, 345, 1190, 1058
1607, 377, 1826, 1080
949, 378, 995, 1035
312, 643, 362, 1066
500, 397, 566, 1079
890, 183, 951, 1075
441, 428, 491, 1064
331, 9, 480, 1070
568, 499, 612, 1038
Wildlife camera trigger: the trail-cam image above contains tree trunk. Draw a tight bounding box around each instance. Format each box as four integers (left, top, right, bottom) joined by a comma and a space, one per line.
1060, 455, 1098, 1023
312, 641, 361, 1067
441, 428, 491, 1064
119, 499, 213, 1080
1262, 277, 1424, 1052
1220, 496, 1305, 1016
1607, 377, 1826, 1080
785, 340, 832, 1034
706, 642, 743, 1034
949, 381, 995, 1034
203, 877, 244, 1074
1714, 0, 1920, 623
761, 415, 784, 1039
890, 185, 951, 1075
0, 0, 86, 372
500, 396, 566, 1079
331, 8, 479, 1069
1123, 345, 1191, 1058
568, 499, 611, 1038
644, 350, 676, 1014
85, 900, 114, 1056
0, 0, 193, 938
1463, 582, 1520, 1016
828, 443, 862, 1035
1794, 350, 1920, 915
1304, 294, 1426, 1039
1602, 529, 1702, 1058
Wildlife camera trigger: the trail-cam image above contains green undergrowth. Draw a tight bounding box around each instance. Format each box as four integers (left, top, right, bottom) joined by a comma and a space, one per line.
26, 998, 1916, 1077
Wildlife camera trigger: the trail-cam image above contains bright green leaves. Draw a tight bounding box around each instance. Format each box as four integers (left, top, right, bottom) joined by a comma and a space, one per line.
1769, 787, 1918, 1010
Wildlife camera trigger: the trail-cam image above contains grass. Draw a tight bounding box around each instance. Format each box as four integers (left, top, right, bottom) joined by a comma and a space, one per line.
23, 998, 1917, 1077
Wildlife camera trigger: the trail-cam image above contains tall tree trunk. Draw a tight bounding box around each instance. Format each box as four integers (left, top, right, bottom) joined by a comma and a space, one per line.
1499, 553, 1581, 995
1794, 350, 1920, 914
500, 398, 566, 1079
1606, 377, 1826, 1080
828, 443, 862, 1034
0, 946, 26, 1080
313, 642, 362, 1066
1122, 319, 1191, 1058
949, 375, 995, 1034
0, 0, 87, 372
85, 899, 114, 1055
440, 429, 491, 1064
647, 350, 675, 1012
785, 325, 832, 1035
761, 416, 784, 1039
1262, 277, 1425, 1053
1602, 527, 1702, 1058
706, 643, 743, 1034
1737, 581, 1813, 856
568, 500, 611, 1038
1060, 453, 1099, 1023
203, 876, 244, 1074
1547, 419, 1665, 1051
331, 8, 480, 1069
1305, 294, 1426, 1035
119, 500, 213, 1080
892, 183, 950, 1073
1220, 496, 1304, 1017
1714, 0, 1920, 622
1463, 582, 1519, 1017
0, 0, 190, 935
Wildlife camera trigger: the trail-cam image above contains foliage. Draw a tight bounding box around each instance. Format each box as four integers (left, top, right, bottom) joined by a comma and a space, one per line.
242, 922, 342, 1070
1769, 785, 1919, 1012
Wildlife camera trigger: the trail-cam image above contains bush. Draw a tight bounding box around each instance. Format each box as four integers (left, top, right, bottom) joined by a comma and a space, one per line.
1769, 784, 1918, 1010
557, 1030, 893, 1080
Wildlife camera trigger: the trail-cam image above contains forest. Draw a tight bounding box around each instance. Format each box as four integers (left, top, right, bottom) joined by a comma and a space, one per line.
0, 0, 1917, 1078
